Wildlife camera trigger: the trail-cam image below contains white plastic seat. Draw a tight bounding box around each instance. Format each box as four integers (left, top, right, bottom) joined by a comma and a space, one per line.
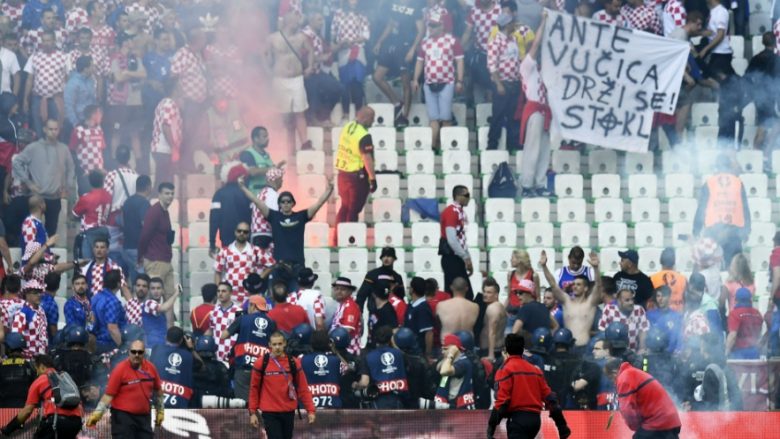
664, 173, 695, 198
372, 198, 402, 223
304, 222, 329, 247
588, 150, 618, 174
671, 222, 693, 247
406, 150, 435, 175
752, 35, 764, 58
338, 248, 369, 273
304, 248, 331, 272
374, 150, 399, 172
452, 103, 467, 127
188, 248, 212, 272
628, 174, 657, 198
408, 174, 437, 199
594, 198, 624, 223
442, 150, 471, 174
440, 127, 469, 151
599, 247, 622, 274
748, 12, 772, 35
185, 174, 216, 199
555, 174, 584, 198
298, 174, 327, 199
411, 222, 440, 247
187, 222, 209, 248
668, 198, 697, 223
488, 247, 515, 272
408, 103, 430, 127
375, 174, 400, 198
480, 150, 510, 175
186, 198, 210, 223
523, 222, 554, 247
692, 103, 719, 126
373, 222, 404, 248
552, 150, 581, 174
514, 151, 524, 173
598, 223, 628, 247
749, 246, 772, 272
526, 247, 556, 275
521, 198, 550, 223
731, 58, 748, 76
478, 126, 506, 151
730, 35, 745, 59
556, 198, 586, 223
560, 222, 591, 248
736, 150, 763, 173
296, 150, 326, 174
624, 152, 653, 174
694, 126, 719, 149
748, 197, 772, 223
630, 198, 660, 223
638, 248, 664, 273
415, 271, 444, 288
375, 248, 406, 272
662, 150, 693, 174
675, 247, 694, 272
485, 198, 516, 223
368, 103, 395, 127
755, 272, 769, 297
634, 222, 664, 248
740, 173, 768, 198
738, 125, 757, 150
306, 126, 324, 150
592, 174, 621, 199
189, 295, 204, 314
369, 127, 396, 151
403, 127, 433, 151
444, 175, 474, 201
743, 102, 757, 127
412, 248, 440, 272
476, 103, 492, 127
487, 222, 518, 248
337, 222, 367, 247
189, 271, 213, 300
312, 272, 333, 293
747, 222, 776, 247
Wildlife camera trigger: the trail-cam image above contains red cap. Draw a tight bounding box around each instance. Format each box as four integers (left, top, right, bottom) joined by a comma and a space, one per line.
227, 164, 248, 183
442, 334, 463, 351
248, 295, 269, 311
514, 278, 536, 299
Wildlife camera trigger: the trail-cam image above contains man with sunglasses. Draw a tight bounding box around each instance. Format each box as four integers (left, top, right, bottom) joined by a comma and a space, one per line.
214, 221, 273, 304
87, 339, 164, 437
439, 185, 473, 298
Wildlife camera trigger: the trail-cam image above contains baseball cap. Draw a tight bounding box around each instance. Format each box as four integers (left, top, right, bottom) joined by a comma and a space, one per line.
442, 334, 464, 351
513, 278, 536, 299
618, 249, 639, 265
248, 295, 269, 312
380, 247, 397, 259
735, 287, 752, 304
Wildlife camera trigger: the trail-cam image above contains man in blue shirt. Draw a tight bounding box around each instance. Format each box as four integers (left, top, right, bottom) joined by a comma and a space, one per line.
90, 270, 126, 353
21, 0, 64, 30
63, 55, 97, 128
64, 274, 91, 329
142, 29, 175, 120
121, 175, 151, 283
404, 277, 434, 360
40, 271, 60, 338
646, 286, 684, 353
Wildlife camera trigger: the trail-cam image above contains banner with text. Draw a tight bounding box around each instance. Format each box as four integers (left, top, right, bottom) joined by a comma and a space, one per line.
541, 9, 689, 152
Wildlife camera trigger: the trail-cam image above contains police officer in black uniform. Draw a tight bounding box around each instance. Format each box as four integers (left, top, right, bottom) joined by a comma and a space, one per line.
543, 328, 582, 408
638, 326, 679, 392
604, 322, 639, 366
0, 333, 37, 408
525, 327, 552, 369
53, 325, 94, 390
393, 327, 436, 408
355, 247, 404, 312
330, 327, 359, 408
192, 335, 231, 408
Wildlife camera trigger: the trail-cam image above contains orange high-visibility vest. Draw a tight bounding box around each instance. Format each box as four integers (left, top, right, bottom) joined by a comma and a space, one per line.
704, 174, 745, 228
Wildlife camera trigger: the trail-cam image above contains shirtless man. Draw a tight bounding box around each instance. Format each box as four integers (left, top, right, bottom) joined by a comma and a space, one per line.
539, 250, 602, 354
479, 278, 506, 362
436, 277, 479, 342
267, 10, 315, 150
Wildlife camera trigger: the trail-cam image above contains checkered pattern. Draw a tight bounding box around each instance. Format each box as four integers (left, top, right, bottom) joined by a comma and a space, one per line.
64, 295, 91, 327
25, 50, 69, 98
301, 26, 324, 74
622, 5, 661, 34
69, 46, 110, 76
210, 303, 242, 361
288, 288, 326, 322
151, 98, 182, 154
521, 54, 547, 105
72, 125, 106, 172
331, 9, 370, 45
204, 44, 239, 98
251, 187, 278, 237
12, 304, 49, 358
81, 259, 125, 297
1, 3, 24, 32
40, 293, 58, 328
487, 31, 520, 81
597, 304, 650, 350
125, 298, 142, 325
142, 298, 160, 316
467, 3, 501, 52
0, 297, 24, 330
591, 11, 628, 28
20, 241, 55, 284
21, 215, 46, 250
104, 166, 137, 214
442, 202, 468, 250
774, 19, 780, 55
125, 2, 160, 33
417, 33, 464, 84
65, 7, 88, 33
21, 28, 68, 53
331, 297, 362, 355
170, 45, 207, 103
423, 3, 451, 35
215, 242, 273, 304
86, 24, 116, 68
663, 0, 687, 36
73, 189, 111, 231
684, 310, 710, 336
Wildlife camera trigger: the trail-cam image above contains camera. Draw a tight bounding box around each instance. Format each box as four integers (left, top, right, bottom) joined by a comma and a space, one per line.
352, 384, 379, 400
201, 396, 247, 408
418, 398, 435, 409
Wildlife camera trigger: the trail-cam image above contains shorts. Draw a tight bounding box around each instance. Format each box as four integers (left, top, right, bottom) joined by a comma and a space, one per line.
424, 83, 454, 121
272, 75, 309, 114
376, 42, 414, 78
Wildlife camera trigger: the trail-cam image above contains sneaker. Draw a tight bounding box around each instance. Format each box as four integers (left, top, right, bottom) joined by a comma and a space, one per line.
521, 188, 535, 198
535, 187, 552, 197
396, 114, 409, 128
300, 140, 313, 150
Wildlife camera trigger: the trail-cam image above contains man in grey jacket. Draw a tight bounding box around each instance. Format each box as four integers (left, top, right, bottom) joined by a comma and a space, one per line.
12, 119, 76, 235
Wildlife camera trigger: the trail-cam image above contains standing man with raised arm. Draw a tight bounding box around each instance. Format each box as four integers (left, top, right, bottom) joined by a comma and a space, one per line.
334, 106, 376, 225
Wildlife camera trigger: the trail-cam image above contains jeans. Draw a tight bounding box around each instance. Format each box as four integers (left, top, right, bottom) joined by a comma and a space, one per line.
488, 81, 520, 151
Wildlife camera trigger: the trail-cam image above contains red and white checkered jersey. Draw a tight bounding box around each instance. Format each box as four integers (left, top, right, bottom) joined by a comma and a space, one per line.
591, 10, 628, 28
126, 298, 142, 325
331, 296, 362, 355
70, 125, 106, 172
440, 202, 468, 251
19, 242, 55, 285
684, 310, 710, 336
251, 187, 278, 237
466, 3, 501, 52
644, 0, 664, 8
151, 98, 182, 154
279, 0, 303, 16
72, 188, 112, 231
21, 28, 68, 53
0, 296, 25, 330
12, 304, 48, 358
210, 302, 242, 361
417, 33, 464, 84
774, 19, 780, 55
142, 298, 160, 316
23, 49, 69, 97
21, 215, 46, 250
81, 259, 126, 297
288, 288, 326, 327
69, 46, 110, 76
125, 2, 160, 34
86, 23, 115, 66
215, 242, 273, 304
301, 26, 324, 74
663, 0, 687, 36
621, 4, 661, 34
170, 45, 207, 103
65, 7, 88, 34
597, 303, 650, 350
331, 9, 370, 45
1, 3, 23, 32
487, 30, 520, 82
204, 43, 240, 98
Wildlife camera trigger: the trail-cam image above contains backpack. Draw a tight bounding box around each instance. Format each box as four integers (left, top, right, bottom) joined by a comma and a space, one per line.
464, 351, 490, 409
258, 353, 302, 417
46, 371, 81, 409
487, 162, 517, 198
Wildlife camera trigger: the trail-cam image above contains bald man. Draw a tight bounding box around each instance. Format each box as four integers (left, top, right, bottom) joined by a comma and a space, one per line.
436, 277, 479, 343
334, 106, 376, 225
